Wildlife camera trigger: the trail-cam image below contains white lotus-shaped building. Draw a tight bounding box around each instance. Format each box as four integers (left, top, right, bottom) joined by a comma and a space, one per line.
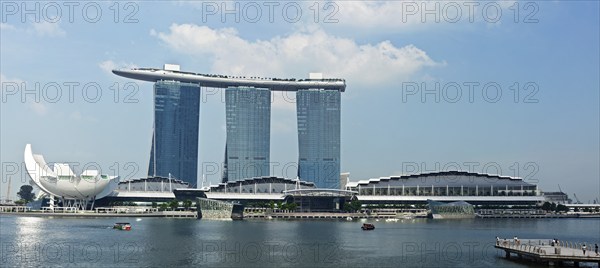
24, 144, 119, 209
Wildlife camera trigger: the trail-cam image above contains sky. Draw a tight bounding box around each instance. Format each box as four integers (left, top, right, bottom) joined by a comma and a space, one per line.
1, 1, 599, 202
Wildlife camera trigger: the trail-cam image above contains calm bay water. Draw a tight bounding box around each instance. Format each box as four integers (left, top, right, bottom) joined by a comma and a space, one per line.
1, 215, 599, 267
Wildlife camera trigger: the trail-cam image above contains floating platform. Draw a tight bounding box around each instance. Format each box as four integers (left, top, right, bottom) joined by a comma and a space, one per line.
495, 238, 600, 266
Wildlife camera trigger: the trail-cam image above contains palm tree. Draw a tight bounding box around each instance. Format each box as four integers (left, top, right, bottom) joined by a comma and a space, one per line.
183, 199, 193, 210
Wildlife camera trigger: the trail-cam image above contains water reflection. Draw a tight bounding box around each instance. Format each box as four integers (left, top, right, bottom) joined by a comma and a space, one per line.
1, 215, 598, 267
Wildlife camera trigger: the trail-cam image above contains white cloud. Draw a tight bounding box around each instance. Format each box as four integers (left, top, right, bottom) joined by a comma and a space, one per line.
1, 73, 49, 116
271, 91, 296, 111
30, 102, 48, 116
30, 22, 66, 37
99, 60, 118, 74
0, 23, 16, 31
152, 24, 442, 88
1, 73, 24, 93
69, 111, 83, 120
1, 73, 21, 84
99, 60, 138, 75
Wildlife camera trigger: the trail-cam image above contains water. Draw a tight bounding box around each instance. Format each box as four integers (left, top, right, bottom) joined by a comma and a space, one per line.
1, 215, 599, 267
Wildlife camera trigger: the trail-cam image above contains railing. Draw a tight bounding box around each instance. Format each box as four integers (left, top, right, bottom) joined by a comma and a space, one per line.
497, 239, 599, 257
95, 207, 159, 214
0, 206, 31, 213
41, 207, 78, 213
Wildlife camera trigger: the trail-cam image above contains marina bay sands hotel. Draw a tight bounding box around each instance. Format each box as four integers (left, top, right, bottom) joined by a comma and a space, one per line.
113, 64, 346, 189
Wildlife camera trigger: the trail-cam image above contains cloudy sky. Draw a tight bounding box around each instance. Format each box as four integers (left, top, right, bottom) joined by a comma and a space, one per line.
1, 1, 598, 201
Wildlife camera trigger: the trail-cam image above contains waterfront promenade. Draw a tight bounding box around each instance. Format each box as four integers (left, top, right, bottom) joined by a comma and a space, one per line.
0, 210, 420, 220
0, 206, 196, 218
245, 212, 403, 220
2, 205, 598, 220
0, 210, 197, 218
496, 238, 600, 266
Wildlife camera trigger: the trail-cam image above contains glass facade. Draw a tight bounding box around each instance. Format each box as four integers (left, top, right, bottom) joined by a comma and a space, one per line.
355, 185, 538, 196
346, 172, 540, 197
297, 89, 341, 189
148, 81, 200, 186
223, 87, 271, 182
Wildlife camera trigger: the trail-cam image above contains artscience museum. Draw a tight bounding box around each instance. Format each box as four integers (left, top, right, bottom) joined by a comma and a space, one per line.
24, 144, 119, 209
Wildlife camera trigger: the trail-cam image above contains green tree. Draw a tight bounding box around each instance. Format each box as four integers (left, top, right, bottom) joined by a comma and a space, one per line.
151, 202, 157, 208
556, 204, 569, 212
169, 200, 179, 211
345, 200, 362, 212
159, 203, 169, 211
183, 199, 193, 210
17, 185, 35, 202
541, 202, 552, 211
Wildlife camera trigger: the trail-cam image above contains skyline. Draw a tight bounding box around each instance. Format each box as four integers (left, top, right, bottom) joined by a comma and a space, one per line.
120, 65, 344, 188
1, 1, 599, 201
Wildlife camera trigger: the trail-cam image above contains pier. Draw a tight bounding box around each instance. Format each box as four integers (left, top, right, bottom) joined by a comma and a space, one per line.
479, 214, 571, 219
496, 238, 600, 266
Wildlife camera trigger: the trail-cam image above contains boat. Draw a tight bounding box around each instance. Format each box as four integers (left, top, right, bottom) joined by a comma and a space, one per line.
361, 223, 375, 230
113, 222, 131, 231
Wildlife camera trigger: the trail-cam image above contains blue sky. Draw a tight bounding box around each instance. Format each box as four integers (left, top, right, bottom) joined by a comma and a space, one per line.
1, 1, 598, 202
